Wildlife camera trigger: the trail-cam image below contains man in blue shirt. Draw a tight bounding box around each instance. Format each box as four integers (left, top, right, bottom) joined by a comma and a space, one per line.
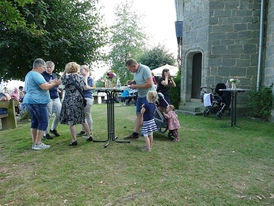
124, 59, 154, 140
41, 61, 62, 140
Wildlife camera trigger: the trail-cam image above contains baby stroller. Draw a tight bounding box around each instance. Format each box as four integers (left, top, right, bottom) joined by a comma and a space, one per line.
200, 83, 231, 119
154, 93, 175, 140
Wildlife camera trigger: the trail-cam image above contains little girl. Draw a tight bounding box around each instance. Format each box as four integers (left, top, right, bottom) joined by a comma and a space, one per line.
164, 105, 181, 142
140, 90, 158, 152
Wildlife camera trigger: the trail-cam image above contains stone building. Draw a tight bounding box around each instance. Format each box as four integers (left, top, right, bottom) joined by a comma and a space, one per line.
175, 0, 274, 119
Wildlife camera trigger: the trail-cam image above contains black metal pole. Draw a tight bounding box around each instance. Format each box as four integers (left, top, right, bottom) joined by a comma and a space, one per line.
234, 92, 237, 126
231, 92, 234, 127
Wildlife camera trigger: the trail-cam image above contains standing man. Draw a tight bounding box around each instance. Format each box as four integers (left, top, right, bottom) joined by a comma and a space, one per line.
124, 59, 154, 139
41, 61, 62, 139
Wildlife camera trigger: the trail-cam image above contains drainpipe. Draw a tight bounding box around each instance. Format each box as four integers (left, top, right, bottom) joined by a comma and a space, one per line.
256, 0, 264, 91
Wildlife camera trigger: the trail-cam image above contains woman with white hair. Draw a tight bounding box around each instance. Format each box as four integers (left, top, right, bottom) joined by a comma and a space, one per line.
77, 65, 93, 137
23, 58, 61, 150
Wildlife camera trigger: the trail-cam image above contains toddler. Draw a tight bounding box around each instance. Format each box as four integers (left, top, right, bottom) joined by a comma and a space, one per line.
164, 105, 181, 142
140, 90, 158, 152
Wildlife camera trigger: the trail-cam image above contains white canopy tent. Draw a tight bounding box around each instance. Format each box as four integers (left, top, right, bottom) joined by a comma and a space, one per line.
151, 64, 179, 77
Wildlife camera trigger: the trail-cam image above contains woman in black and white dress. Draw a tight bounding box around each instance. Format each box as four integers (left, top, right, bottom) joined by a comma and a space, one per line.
60, 62, 93, 146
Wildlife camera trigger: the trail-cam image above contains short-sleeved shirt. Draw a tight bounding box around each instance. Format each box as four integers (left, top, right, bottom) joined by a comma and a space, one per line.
134, 64, 153, 98
41, 71, 59, 99
83, 77, 93, 98
121, 90, 129, 98
143, 102, 156, 121
23, 71, 51, 104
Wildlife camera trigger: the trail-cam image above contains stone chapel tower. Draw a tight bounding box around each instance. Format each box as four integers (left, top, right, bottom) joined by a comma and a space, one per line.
175, 0, 273, 118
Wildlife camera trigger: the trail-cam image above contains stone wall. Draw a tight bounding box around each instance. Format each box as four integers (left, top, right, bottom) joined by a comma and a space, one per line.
181, 0, 210, 102
179, 0, 273, 107
263, 0, 274, 120
207, 0, 261, 89
264, 0, 274, 92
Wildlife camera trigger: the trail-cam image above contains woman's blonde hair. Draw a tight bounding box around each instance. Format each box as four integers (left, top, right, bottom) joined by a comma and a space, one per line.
80, 65, 92, 76
65, 62, 80, 74
146, 90, 158, 103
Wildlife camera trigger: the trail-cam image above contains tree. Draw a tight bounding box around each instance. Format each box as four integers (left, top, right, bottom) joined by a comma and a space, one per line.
108, 1, 146, 84
169, 70, 181, 109
0, 0, 34, 31
0, 0, 107, 81
137, 46, 176, 70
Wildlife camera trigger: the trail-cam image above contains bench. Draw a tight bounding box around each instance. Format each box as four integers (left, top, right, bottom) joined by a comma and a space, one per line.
0, 100, 17, 130
93, 92, 107, 104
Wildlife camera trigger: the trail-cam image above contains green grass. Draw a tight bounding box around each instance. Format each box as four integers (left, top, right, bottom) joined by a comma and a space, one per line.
0, 104, 273, 206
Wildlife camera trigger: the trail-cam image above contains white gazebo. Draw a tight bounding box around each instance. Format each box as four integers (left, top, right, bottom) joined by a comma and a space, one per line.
152, 64, 179, 77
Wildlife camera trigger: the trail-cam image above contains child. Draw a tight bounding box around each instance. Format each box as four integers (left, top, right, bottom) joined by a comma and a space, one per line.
121, 89, 129, 106
140, 90, 158, 152
164, 105, 181, 142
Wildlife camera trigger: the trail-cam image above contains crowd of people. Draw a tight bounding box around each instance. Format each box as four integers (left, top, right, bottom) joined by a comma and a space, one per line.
0, 85, 26, 115
20, 58, 94, 150
1, 58, 180, 152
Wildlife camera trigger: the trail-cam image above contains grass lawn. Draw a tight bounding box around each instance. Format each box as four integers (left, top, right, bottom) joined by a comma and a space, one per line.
0, 104, 273, 206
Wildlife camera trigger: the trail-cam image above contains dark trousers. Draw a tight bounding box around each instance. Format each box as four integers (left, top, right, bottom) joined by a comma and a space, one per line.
170, 129, 178, 138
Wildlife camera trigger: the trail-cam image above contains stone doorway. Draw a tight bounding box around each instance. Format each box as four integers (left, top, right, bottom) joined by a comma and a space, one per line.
191, 53, 202, 99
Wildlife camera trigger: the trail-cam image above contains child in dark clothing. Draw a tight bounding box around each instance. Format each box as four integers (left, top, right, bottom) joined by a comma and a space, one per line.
140, 91, 158, 152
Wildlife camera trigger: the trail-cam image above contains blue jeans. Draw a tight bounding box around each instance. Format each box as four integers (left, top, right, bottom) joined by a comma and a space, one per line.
136, 97, 148, 114
25, 104, 48, 131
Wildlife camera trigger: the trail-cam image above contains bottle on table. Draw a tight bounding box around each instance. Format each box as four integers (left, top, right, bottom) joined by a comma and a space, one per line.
116, 78, 121, 88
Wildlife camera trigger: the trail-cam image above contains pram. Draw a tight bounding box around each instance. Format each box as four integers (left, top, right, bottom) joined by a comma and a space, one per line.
200, 83, 231, 119
154, 92, 175, 140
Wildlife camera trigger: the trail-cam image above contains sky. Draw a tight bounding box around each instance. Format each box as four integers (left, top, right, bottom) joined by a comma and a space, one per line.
98, 0, 177, 55
3, 0, 177, 90
91, 0, 177, 80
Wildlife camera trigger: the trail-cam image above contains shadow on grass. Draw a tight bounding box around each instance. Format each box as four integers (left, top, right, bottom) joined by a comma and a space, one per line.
153, 132, 171, 142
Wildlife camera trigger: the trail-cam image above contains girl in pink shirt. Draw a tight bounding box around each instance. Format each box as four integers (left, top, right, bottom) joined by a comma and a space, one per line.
164, 105, 181, 142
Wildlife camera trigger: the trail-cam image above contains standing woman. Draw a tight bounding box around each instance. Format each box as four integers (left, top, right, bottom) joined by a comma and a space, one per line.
60, 62, 93, 146
157, 69, 176, 112
23, 58, 61, 150
77, 65, 93, 137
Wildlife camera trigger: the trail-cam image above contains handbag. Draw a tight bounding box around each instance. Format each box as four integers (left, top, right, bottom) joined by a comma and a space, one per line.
68, 75, 87, 107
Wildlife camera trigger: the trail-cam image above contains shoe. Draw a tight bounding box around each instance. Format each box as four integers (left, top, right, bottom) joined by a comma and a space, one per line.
141, 147, 151, 152
50, 129, 60, 137
69, 141, 77, 146
43, 134, 53, 140
32, 144, 41, 151
86, 136, 93, 142
36, 142, 50, 149
40, 142, 50, 149
77, 131, 85, 137
172, 138, 179, 142
124, 132, 139, 140
82, 132, 92, 138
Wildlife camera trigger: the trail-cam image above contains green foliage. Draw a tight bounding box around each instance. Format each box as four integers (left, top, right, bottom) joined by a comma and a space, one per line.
0, 0, 107, 81
108, 1, 146, 84
169, 69, 181, 108
0, 0, 34, 31
95, 78, 105, 87
248, 84, 273, 120
137, 46, 176, 69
